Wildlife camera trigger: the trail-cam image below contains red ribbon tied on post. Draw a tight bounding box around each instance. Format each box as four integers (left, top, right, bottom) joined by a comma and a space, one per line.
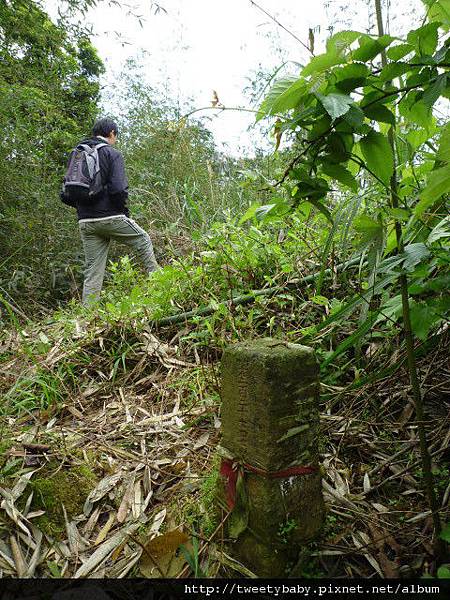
219, 458, 318, 510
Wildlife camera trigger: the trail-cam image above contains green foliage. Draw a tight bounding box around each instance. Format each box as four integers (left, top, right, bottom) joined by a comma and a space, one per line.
256, 2, 449, 357
359, 130, 394, 185
0, 0, 104, 308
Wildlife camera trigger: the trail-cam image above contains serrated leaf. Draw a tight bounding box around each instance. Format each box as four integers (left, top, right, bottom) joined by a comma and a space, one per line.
343, 105, 365, 129
326, 30, 360, 53
359, 130, 394, 186
386, 43, 414, 60
257, 77, 306, 120
352, 34, 394, 62
378, 62, 413, 82
422, 73, 448, 109
333, 63, 370, 92
407, 22, 440, 55
322, 163, 357, 191
363, 104, 396, 125
406, 128, 430, 150
317, 93, 354, 120
426, 0, 450, 29
302, 50, 346, 77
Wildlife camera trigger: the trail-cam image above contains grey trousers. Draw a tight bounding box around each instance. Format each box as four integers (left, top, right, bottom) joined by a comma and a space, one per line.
78, 215, 159, 305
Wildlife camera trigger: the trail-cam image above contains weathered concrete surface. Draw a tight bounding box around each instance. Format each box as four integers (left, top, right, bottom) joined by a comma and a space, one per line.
219, 338, 325, 577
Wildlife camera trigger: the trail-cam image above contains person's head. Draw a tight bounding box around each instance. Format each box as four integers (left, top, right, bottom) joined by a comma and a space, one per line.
92, 117, 118, 145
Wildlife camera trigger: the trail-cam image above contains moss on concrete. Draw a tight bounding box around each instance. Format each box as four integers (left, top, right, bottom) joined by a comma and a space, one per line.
218, 338, 325, 576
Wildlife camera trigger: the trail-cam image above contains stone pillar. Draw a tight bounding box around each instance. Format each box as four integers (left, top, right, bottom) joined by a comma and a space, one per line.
218, 338, 324, 577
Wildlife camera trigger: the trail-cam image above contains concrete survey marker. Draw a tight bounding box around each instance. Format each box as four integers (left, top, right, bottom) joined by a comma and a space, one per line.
218, 338, 325, 577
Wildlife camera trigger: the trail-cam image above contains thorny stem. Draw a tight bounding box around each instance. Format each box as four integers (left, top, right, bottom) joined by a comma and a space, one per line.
374, 0, 445, 561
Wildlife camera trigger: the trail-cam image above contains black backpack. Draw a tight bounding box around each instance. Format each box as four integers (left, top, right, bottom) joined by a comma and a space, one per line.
62, 142, 108, 202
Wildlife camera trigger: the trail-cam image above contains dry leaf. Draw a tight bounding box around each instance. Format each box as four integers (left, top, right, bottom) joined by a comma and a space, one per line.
83, 471, 123, 515
149, 508, 166, 538
140, 529, 189, 578
193, 433, 210, 450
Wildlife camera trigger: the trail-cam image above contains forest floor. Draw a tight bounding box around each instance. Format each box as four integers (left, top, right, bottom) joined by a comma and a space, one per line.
0, 239, 450, 578
0, 263, 449, 578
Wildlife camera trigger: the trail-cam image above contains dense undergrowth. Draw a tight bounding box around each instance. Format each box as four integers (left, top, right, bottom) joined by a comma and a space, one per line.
0, 209, 448, 577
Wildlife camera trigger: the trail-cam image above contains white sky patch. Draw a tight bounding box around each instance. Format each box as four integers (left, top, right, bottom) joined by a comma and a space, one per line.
45, 0, 428, 156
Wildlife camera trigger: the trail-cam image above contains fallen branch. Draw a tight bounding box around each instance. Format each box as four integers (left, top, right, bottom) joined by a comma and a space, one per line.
153, 257, 361, 327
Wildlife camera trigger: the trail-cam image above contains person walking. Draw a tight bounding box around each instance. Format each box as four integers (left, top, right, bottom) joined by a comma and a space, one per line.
61, 117, 159, 305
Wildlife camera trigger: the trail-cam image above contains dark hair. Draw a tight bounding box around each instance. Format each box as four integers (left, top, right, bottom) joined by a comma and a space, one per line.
92, 117, 118, 138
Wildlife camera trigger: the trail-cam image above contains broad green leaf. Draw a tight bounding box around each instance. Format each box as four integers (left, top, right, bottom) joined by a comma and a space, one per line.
399, 91, 433, 128
389, 208, 411, 221
422, 73, 448, 109
316, 93, 354, 120
386, 43, 414, 60
257, 77, 306, 120
402, 243, 431, 271
239, 202, 260, 225
423, 0, 450, 28
378, 62, 413, 82
308, 114, 332, 140
333, 62, 370, 82
363, 104, 396, 125
359, 130, 394, 186
333, 63, 370, 92
343, 105, 366, 129
416, 164, 450, 215
326, 30, 360, 53
322, 163, 358, 192
376, 294, 403, 325
361, 86, 398, 107
427, 215, 450, 243
406, 128, 431, 150
409, 300, 439, 340
407, 22, 440, 55
326, 131, 354, 163
354, 214, 382, 233
352, 34, 395, 62
302, 51, 346, 77
255, 201, 291, 221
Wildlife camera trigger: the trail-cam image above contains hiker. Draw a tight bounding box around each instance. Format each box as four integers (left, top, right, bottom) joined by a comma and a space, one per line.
61, 117, 159, 305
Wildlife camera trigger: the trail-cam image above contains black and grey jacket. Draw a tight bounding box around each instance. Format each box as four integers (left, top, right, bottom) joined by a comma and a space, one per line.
60, 137, 130, 220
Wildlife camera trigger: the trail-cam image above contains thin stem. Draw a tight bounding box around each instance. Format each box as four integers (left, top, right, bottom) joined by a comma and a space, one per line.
249, 0, 314, 56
